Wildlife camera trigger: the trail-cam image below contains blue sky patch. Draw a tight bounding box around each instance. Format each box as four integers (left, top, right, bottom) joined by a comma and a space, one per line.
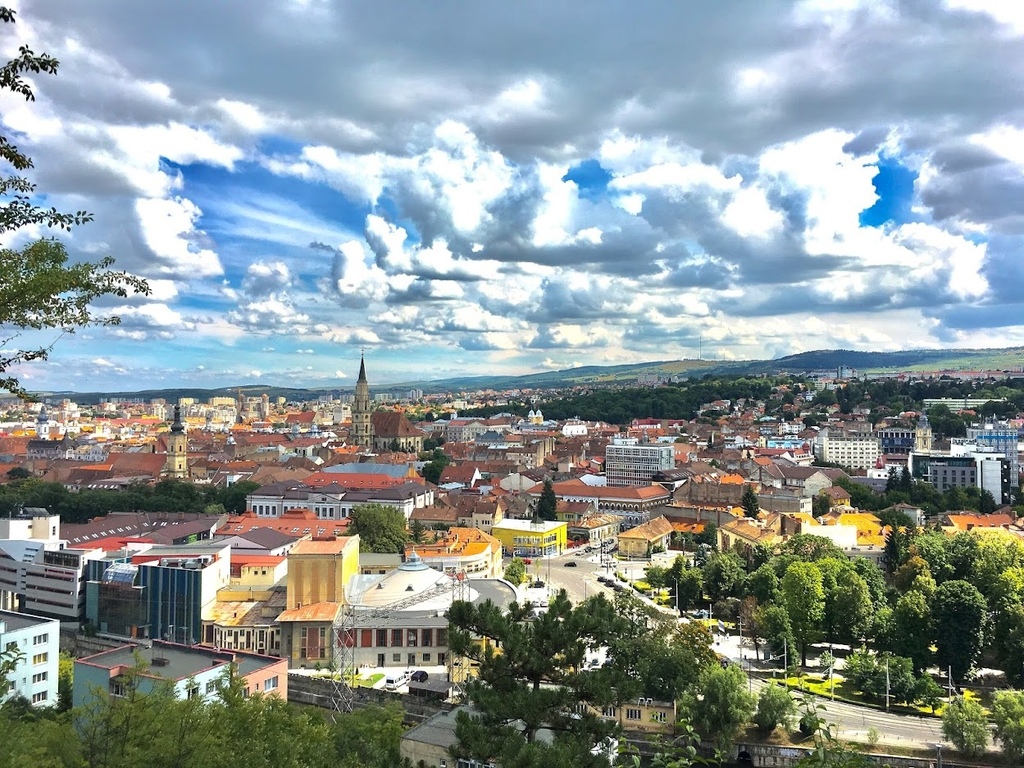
563, 159, 612, 201
859, 155, 917, 227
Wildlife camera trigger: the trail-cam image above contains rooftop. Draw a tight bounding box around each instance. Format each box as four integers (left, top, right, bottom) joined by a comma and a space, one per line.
76, 640, 279, 682
0, 609, 58, 633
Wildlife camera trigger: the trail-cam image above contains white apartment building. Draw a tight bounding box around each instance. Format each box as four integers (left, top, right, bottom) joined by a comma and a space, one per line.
813, 430, 880, 471
0, 609, 60, 707
604, 437, 675, 487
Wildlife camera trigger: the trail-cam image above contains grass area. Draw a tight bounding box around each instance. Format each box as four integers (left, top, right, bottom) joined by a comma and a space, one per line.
777, 673, 942, 717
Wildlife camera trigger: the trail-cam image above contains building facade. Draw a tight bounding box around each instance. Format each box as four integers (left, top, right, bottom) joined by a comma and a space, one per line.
605, 438, 676, 487
0, 609, 59, 707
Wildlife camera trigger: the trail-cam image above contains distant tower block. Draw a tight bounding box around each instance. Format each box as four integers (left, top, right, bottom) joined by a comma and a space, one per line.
351, 355, 374, 448
165, 405, 189, 479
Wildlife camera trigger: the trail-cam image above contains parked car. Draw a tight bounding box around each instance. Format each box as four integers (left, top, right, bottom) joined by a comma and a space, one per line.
523, 558, 532, 565
563, 561, 577, 567
410, 670, 428, 683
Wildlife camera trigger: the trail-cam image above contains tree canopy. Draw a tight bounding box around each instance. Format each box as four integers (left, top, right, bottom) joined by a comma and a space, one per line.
347, 504, 408, 553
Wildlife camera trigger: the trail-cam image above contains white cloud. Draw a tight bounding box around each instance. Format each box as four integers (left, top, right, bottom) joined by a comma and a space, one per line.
135, 197, 223, 278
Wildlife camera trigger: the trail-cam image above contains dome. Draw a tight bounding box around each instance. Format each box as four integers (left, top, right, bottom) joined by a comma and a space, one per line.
350, 552, 477, 610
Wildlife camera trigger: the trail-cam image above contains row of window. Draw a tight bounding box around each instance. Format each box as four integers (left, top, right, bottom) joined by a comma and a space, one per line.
362, 628, 446, 648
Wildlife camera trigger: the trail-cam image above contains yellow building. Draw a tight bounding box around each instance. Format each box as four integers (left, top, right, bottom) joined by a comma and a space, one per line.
277, 536, 360, 667
490, 519, 567, 557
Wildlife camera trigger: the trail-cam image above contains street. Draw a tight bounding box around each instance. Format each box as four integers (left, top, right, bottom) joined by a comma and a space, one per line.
519, 555, 951, 752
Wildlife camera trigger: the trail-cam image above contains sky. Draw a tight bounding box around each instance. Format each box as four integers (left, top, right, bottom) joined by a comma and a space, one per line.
2, 0, 1024, 392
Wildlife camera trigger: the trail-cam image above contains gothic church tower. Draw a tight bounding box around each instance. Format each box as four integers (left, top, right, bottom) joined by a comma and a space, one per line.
165, 405, 189, 479
351, 355, 374, 448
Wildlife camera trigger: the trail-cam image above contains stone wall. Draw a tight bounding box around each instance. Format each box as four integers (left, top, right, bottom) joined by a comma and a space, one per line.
733, 741, 977, 768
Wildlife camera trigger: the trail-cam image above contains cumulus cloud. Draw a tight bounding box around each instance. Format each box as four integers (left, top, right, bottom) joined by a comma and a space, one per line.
7, 1, 1024, 389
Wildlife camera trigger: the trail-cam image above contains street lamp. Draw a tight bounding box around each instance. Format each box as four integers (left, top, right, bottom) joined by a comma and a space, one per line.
933, 743, 943, 768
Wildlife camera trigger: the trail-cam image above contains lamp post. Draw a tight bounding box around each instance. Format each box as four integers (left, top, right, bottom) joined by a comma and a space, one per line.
934, 743, 943, 768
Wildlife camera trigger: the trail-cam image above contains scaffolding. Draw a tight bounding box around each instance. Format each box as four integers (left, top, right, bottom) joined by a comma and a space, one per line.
327, 570, 468, 717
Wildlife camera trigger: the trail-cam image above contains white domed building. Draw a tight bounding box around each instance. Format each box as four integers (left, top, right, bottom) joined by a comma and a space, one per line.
341, 552, 516, 672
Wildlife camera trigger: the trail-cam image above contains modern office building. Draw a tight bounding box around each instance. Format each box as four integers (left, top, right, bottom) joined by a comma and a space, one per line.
967, 423, 1020, 488
605, 437, 675, 487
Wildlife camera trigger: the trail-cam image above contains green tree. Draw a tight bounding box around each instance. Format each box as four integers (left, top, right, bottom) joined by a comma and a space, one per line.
347, 504, 408, 553
332, 703, 406, 768
503, 557, 528, 586
409, 517, 426, 544
741, 486, 760, 519
755, 604, 795, 665
992, 689, 1024, 762
755, 683, 796, 733
535, 478, 558, 521
747, 563, 780, 605
447, 592, 624, 767
941, 695, 989, 758
828, 570, 872, 646
995, 603, 1024, 686
781, 561, 825, 666
420, 449, 450, 485
0, 8, 148, 398
933, 579, 988, 681
673, 567, 704, 612
681, 663, 755, 752
888, 591, 933, 675
702, 551, 745, 603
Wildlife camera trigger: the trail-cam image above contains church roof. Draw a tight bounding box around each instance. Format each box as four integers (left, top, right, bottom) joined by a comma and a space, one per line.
371, 411, 425, 438
358, 355, 367, 382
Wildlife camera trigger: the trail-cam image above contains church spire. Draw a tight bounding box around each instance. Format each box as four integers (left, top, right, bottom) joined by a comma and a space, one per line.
170, 404, 185, 433
358, 353, 367, 383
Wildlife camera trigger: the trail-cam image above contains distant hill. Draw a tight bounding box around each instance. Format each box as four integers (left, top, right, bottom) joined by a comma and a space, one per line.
35, 346, 1024, 402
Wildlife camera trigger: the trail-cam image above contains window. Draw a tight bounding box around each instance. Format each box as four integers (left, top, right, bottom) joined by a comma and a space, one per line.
110, 679, 127, 697
436, 628, 448, 646
32, 691, 48, 703
264, 676, 278, 691
422, 653, 431, 662
391, 629, 403, 647
392, 653, 401, 663
186, 684, 199, 699
626, 708, 642, 721
407, 629, 418, 647
32, 653, 48, 665
205, 680, 217, 694
33, 633, 48, 645
421, 628, 433, 647
601, 705, 616, 718
32, 671, 48, 684
376, 629, 388, 647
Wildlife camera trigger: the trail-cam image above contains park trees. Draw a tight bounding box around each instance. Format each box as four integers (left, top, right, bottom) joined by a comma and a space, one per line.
702, 551, 746, 603
347, 504, 408, 553
781, 562, 825, 666
941, 695, 989, 758
754, 683, 796, 734
933, 579, 988, 681
991, 689, 1024, 762
681, 663, 755, 752
888, 591, 932, 675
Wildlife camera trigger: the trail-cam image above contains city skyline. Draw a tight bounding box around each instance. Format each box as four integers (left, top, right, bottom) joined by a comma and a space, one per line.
3, 1, 1024, 392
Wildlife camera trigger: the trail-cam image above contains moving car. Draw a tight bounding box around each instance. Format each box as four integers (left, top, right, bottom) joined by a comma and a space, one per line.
564, 561, 578, 567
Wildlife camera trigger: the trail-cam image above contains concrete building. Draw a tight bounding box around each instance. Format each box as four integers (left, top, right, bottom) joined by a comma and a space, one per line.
0, 609, 59, 707
813, 430, 880, 471
604, 437, 675, 487
967, 422, 1020, 487
73, 640, 287, 708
